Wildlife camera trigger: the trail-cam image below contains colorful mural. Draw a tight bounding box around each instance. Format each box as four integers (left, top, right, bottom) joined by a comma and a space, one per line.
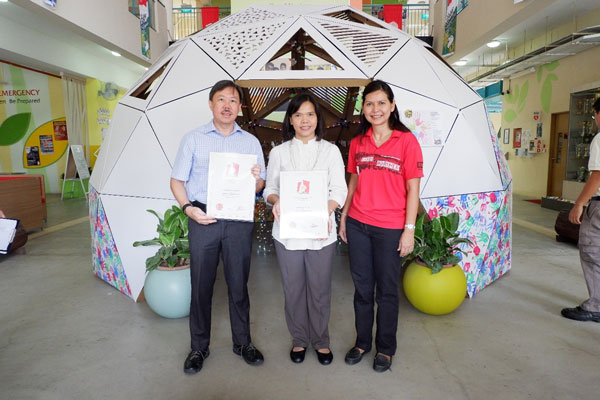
89, 186, 132, 298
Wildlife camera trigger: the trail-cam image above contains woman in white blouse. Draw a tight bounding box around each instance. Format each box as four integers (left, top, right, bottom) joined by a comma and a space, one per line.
264, 93, 347, 366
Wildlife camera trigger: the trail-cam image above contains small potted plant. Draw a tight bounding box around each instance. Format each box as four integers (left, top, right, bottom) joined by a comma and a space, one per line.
133, 206, 191, 318
403, 212, 473, 315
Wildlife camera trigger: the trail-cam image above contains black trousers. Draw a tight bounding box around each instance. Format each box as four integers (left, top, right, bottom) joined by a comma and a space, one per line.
346, 216, 403, 356
188, 213, 254, 352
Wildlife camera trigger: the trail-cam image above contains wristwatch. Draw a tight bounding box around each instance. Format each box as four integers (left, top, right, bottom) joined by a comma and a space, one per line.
404, 224, 416, 230
182, 203, 193, 215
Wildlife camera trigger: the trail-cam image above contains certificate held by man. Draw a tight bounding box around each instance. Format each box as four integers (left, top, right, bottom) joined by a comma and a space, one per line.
207, 152, 257, 221
279, 170, 328, 239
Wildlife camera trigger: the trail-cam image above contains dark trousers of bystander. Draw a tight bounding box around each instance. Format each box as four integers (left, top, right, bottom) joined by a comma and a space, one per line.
346, 216, 404, 356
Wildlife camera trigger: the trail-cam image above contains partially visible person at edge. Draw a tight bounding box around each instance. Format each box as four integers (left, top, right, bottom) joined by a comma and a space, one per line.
562, 97, 600, 323
170, 80, 266, 374
264, 93, 347, 366
339, 80, 423, 373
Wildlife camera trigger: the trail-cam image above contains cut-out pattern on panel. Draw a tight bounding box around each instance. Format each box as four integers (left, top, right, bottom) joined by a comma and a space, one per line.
197, 21, 289, 67
317, 21, 399, 65
308, 86, 348, 113
202, 7, 287, 33
249, 87, 288, 113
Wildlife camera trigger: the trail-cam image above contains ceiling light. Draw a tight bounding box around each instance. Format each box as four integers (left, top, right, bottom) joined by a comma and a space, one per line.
453, 60, 467, 66
487, 40, 501, 48
111, 51, 121, 57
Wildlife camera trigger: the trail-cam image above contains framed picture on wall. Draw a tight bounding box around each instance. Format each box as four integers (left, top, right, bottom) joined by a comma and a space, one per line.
513, 128, 522, 148
503, 128, 510, 144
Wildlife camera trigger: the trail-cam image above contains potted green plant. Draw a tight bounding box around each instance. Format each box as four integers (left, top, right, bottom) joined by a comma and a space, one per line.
133, 206, 191, 318
403, 212, 473, 315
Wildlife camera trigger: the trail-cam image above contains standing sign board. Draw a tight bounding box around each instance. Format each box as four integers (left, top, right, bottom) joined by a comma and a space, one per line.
61, 145, 90, 200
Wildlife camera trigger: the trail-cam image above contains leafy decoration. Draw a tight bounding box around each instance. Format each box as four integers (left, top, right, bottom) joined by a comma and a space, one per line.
0, 113, 31, 146
410, 212, 473, 274
133, 206, 189, 271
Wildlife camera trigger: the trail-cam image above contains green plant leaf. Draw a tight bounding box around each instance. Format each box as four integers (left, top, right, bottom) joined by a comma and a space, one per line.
504, 109, 517, 123
517, 81, 529, 113
132, 239, 161, 247
145, 254, 162, 271
0, 113, 31, 146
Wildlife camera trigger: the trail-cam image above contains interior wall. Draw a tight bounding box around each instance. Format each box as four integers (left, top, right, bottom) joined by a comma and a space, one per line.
17, 0, 169, 65
499, 45, 600, 198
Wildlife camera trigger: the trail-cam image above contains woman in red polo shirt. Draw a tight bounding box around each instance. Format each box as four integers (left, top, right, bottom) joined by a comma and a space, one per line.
339, 80, 423, 373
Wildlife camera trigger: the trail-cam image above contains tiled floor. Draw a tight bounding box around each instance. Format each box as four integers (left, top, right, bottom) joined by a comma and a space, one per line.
1, 195, 598, 400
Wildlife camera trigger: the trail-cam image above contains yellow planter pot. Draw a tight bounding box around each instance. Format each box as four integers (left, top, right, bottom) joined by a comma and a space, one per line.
403, 261, 467, 315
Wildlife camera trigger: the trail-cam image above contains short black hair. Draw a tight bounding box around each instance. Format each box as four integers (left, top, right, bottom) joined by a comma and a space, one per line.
282, 93, 325, 142
209, 80, 243, 103
593, 97, 600, 114
357, 80, 410, 137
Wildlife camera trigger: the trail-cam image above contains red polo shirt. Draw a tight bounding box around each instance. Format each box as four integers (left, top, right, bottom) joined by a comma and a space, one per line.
347, 128, 423, 229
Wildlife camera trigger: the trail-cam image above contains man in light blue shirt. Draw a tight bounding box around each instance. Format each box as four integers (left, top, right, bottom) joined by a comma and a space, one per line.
170, 80, 266, 374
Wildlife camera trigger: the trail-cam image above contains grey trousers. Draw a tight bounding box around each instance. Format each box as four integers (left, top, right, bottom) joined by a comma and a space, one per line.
579, 200, 600, 312
274, 241, 336, 350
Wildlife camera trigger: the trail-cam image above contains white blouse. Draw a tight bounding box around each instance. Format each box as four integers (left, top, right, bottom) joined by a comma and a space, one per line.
264, 137, 348, 250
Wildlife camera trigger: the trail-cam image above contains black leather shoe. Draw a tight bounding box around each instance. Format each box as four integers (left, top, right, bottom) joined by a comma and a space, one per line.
373, 353, 392, 373
233, 343, 264, 366
183, 349, 209, 374
290, 347, 306, 363
316, 349, 333, 365
561, 306, 600, 322
344, 347, 368, 365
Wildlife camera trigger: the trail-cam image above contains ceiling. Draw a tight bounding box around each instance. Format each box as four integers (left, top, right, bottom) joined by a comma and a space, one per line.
451, 0, 600, 88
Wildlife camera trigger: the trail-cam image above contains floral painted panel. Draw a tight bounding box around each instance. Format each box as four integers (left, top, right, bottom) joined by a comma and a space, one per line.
421, 185, 512, 297
89, 186, 132, 298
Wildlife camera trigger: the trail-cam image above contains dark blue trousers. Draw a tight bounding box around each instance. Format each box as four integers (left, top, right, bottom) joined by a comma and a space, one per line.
188, 216, 254, 352
346, 216, 404, 356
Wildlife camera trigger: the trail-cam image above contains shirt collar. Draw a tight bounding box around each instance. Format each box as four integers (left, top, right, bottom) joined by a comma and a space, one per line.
365, 127, 403, 139
291, 137, 318, 145
207, 120, 243, 136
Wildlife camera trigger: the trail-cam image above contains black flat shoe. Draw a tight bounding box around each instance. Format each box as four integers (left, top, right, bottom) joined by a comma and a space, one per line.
290, 347, 306, 363
561, 306, 600, 322
316, 349, 333, 365
344, 347, 368, 365
233, 343, 264, 366
373, 353, 392, 373
183, 349, 209, 374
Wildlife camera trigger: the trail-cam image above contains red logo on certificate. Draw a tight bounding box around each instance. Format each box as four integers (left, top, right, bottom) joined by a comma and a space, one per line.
296, 180, 310, 194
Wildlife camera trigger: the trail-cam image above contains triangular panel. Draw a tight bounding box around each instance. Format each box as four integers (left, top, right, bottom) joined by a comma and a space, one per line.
422, 49, 482, 109
421, 112, 503, 198
388, 83, 459, 147
89, 187, 131, 298
240, 17, 368, 81
200, 6, 288, 33
307, 15, 409, 76
420, 146, 443, 194
146, 89, 214, 166
192, 17, 294, 78
375, 40, 456, 106
148, 42, 233, 109
90, 104, 143, 192
101, 194, 178, 301
102, 116, 174, 199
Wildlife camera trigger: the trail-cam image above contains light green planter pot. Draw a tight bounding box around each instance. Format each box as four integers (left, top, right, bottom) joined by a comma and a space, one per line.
403, 260, 467, 315
144, 265, 191, 319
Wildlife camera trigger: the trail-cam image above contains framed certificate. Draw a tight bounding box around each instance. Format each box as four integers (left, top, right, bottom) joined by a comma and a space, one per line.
279, 170, 328, 239
206, 152, 257, 221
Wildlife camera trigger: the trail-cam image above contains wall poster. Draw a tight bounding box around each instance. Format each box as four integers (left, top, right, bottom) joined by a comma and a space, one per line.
513, 128, 522, 148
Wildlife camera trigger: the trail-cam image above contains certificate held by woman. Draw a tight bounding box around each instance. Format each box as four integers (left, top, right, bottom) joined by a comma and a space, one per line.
279, 170, 328, 239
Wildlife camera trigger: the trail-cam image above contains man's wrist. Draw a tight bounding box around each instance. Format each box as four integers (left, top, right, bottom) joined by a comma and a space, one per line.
182, 203, 193, 215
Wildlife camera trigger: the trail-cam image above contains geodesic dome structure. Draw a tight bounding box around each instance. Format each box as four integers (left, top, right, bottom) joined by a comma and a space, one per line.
89, 5, 512, 301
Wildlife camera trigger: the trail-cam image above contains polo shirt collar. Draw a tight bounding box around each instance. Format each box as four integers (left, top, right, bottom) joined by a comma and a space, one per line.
365, 127, 402, 139
207, 120, 243, 136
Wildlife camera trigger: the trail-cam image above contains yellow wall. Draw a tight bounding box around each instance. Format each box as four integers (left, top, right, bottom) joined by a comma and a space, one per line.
85, 79, 126, 168
499, 45, 600, 198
